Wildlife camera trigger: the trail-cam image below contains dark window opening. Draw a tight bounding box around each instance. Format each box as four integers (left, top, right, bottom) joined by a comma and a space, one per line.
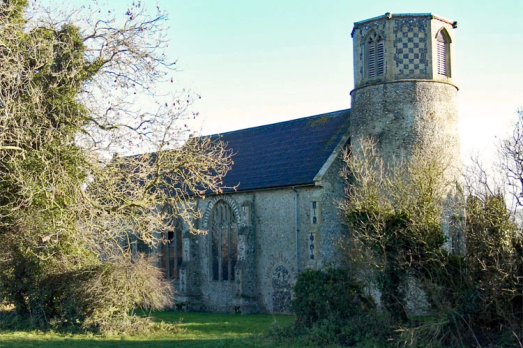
210, 200, 238, 282
160, 217, 183, 280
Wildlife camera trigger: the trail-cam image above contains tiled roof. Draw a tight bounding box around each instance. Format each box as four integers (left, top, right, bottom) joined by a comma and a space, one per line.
208, 109, 350, 193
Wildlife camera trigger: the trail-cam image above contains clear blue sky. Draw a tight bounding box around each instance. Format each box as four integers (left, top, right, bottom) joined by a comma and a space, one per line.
71, 0, 523, 164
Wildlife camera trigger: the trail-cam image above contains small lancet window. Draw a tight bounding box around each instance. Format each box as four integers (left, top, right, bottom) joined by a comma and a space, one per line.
210, 200, 238, 282
366, 30, 384, 78
436, 29, 451, 77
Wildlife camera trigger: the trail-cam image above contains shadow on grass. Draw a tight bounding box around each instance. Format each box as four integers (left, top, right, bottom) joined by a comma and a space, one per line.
0, 311, 298, 348
0, 338, 265, 348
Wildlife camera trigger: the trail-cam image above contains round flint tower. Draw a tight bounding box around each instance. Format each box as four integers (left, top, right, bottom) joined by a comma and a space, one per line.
350, 13, 459, 161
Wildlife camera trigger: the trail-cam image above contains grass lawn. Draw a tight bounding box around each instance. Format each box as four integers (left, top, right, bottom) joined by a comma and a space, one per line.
0, 311, 299, 348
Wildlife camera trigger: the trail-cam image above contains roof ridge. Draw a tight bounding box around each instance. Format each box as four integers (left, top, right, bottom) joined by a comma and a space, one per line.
203, 109, 350, 138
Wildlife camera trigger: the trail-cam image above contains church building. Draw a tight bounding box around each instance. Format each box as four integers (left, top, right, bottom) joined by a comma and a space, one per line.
160, 13, 460, 314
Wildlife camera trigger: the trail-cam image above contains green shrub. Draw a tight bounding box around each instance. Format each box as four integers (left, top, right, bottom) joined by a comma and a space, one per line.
292, 268, 373, 327
291, 268, 388, 346
0, 254, 173, 334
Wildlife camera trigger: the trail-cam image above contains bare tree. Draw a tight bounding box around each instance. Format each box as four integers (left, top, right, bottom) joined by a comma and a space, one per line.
341, 115, 462, 322
0, 0, 232, 332
341, 114, 522, 345
500, 109, 523, 215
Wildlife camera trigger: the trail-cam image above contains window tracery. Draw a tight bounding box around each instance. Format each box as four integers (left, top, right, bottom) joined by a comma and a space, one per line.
210, 200, 238, 281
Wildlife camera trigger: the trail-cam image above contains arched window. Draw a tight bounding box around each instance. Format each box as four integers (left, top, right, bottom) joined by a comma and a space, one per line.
210, 200, 238, 281
436, 29, 451, 77
160, 216, 183, 280
366, 30, 384, 78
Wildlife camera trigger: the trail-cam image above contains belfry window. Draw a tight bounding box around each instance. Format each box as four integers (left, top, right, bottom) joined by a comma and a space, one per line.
436, 29, 450, 77
160, 217, 183, 280
366, 31, 384, 78
210, 200, 238, 281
